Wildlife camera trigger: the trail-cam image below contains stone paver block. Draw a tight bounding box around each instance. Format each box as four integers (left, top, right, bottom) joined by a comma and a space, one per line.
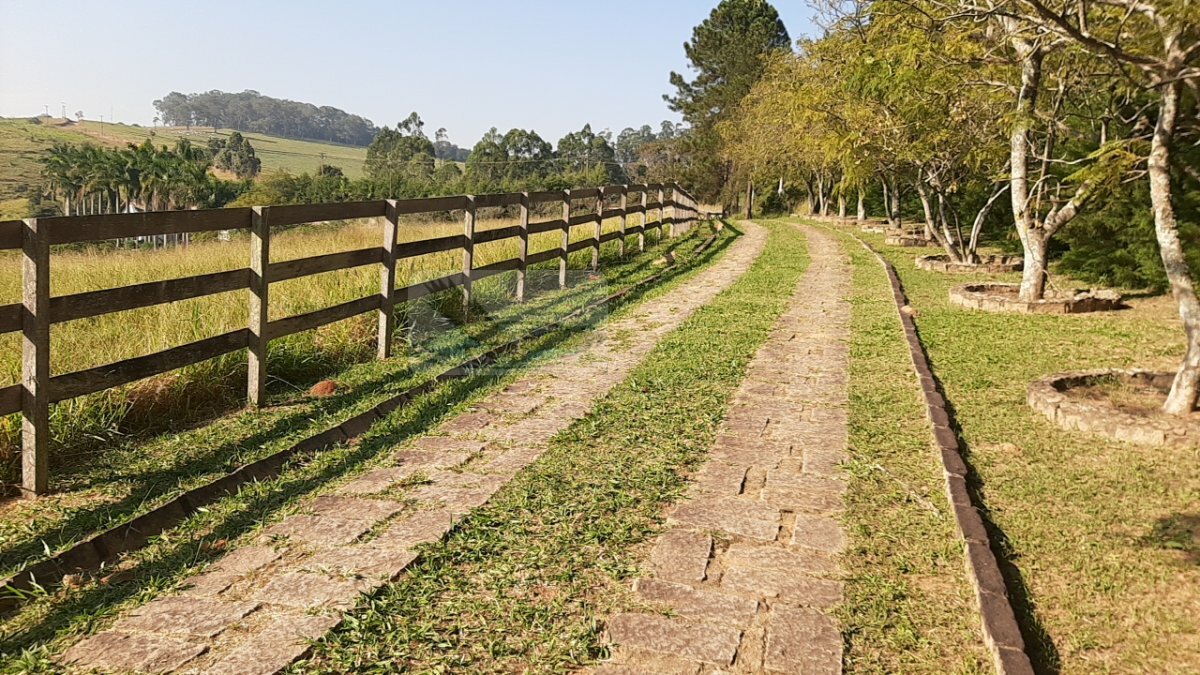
308, 495, 405, 523
484, 446, 543, 476
634, 578, 758, 627
648, 529, 712, 583
670, 498, 780, 541
374, 509, 456, 548
262, 515, 373, 547
201, 612, 340, 675
764, 605, 841, 674
60, 631, 207, 673
606, 614, 741, 667
407, 437, 487, 455
760, 474, 845, 514
304, 542, 418, 581
180, 570, 240, 598
708, 436, 789, 468
693, 463, 748, 496
338, 467, 418, 495
438, 411, 496, 434
114, 597, 259, 638
592, 653, 702, 675
480, 393, 545, 416
252, 571, 369, 610
211, 545, 281, 575
724, 543, 839, 578
790, 514, 845, 554
720, 566, 843, 608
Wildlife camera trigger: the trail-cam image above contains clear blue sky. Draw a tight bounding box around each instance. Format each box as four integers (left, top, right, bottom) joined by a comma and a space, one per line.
0, 0, 816, 146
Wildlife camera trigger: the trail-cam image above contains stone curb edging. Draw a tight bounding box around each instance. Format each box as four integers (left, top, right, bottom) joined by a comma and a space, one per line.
885, 235, 937, 247
950, 282, 1122, 314
841, 229, 1035, 675
0, 232, 720, 615
1029, 368, 1197, 447
916, 255, 1023, 274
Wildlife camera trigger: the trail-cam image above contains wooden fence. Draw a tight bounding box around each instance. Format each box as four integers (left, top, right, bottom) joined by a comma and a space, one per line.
3, 182, 699, 496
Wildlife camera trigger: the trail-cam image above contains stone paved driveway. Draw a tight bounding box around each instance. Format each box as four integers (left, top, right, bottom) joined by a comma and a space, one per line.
594, 225, 851, 674
58, 224, 768, 675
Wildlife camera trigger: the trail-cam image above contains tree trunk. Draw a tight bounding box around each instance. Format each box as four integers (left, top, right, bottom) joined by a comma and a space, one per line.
889, 176, 901, 227
916, 181, 936, 235
1152, 78, 1200, 414
838, 193, 846, 219
1019, 230, 1050, 300
857, 188, 866, 222
1011, 40, 1047, 301
969, 185, 1009, 261
880, 178, 890, 225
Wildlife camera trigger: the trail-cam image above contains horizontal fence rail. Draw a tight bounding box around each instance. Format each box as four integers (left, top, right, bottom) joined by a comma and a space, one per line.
10, 182, 700, 496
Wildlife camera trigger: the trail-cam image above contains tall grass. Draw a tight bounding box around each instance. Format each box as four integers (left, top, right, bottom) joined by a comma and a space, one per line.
0, 210, 666, 480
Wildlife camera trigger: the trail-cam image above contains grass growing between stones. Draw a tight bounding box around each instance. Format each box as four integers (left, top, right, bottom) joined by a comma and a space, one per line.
858, 228, 1200, 673
0, 227, 724, 671
297, 220, 809, 673
831, 226, 990, 673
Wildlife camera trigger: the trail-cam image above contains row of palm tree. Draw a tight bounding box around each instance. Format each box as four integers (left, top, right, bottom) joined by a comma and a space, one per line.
41, 139, 229, 217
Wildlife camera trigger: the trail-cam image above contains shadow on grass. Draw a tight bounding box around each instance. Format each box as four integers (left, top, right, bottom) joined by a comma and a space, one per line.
942, 392, 1063, 674
0, 229, 737, 660
1139, 512, 1200, 566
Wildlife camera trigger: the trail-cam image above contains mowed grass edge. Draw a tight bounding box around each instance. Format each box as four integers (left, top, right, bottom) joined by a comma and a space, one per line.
828, 224, 989, 673
296, 220, 808, 672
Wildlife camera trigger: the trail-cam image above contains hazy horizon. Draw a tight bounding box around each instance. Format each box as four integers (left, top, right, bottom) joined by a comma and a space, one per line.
0, 1, 816, 147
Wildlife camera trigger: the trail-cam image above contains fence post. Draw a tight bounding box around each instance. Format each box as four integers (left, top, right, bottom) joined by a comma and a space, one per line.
378, 200, 399, 359
592, 189, 603, 272
462, 195, 476, 318
639, 188, 647, 253
559, 189, 570, 289
517, 192, 529, 302
657, 186, 666, 241
247, 206, 270, 407
667, 185, 676, 238
21, 218, 49, 497
618, 185, 628, 257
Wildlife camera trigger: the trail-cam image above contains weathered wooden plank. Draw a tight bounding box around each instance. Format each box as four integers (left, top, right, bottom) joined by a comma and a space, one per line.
396, 273, 464, 302
267, 200, 387, 227
592, 191, 603, 272
600, 230, 623, 243
50, 329, 250, 402
266, 295, 381, 341
50, 268, 251, 324
625, 204, 647, 214
600, 208, 624, 219
528, 190, 566, 204
474, 225, 521, 244
528, 219, 564, 235
617, 186, 628, 257
44, 208, 253, 245
472, 192, 524, 208
626, 224, 645, 236
569, 187, 601, 200
0, 302, 21, 335
0, 220, 22, 250
559, 193, 570, 289
267, 247, 382, 283
391, 195, 469, 215
21, 218, 49, 496
568, 214, 596, 227
0, 383, 19, 416
568, 238, 597, 253
476, 257, 520, 274
396, 234, 464, 259
527, 248, 560, 265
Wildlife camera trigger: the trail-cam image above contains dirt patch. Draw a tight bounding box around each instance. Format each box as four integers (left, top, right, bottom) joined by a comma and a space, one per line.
951, 282, 1122, 314
1029, 369, 1200, 447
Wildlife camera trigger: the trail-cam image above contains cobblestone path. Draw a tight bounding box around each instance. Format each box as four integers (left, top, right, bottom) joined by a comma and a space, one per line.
595, 225, 851, 674
58, 225, 767, 675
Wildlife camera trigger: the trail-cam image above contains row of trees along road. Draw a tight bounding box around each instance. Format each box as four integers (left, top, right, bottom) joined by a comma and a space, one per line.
721, 0, 1198, 413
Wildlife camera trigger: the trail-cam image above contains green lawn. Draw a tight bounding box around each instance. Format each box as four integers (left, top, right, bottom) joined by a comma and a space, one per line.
856, 227, 1199, 673
0, 226, 715, 671
297, 220, 809, 672
830, 224, 990, 673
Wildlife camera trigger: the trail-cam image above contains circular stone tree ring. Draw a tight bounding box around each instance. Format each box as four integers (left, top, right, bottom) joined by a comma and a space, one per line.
885, 234, 937, 247
916, 255, 1023, 274
1028, 369, 1198, 447
949, 282, 1122, 314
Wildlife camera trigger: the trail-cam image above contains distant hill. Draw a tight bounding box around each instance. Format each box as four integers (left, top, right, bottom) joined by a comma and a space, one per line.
154, 90, 378, 146
0, 117, 368, 219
